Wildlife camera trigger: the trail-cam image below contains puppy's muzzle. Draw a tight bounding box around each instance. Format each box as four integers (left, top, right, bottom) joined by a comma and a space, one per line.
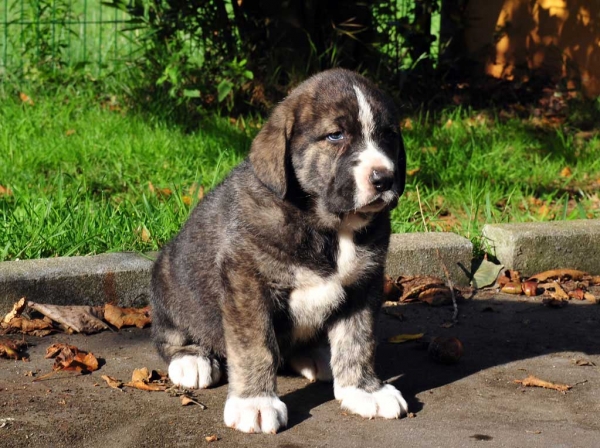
369, 168, 394, 193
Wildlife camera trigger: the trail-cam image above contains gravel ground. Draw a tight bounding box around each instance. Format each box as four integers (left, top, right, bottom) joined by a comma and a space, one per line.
1, 289, 599, 448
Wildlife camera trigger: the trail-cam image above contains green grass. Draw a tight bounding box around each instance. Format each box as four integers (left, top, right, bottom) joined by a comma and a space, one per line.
1, 91, 599, 261
0, 90, 249, 260
392, 110, 600, 252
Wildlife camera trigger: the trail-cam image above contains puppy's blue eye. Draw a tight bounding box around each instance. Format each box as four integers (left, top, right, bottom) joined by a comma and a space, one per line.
327, 132, 344, 142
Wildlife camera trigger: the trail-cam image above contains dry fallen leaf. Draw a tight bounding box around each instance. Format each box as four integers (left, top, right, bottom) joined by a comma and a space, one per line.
568, 289, 586, 300
528, 269, 588, 282
103, 304, 151, 329
187, 183, 205, 201
0, 185, 14, 197
0, 339, 28, 360
559, 167, 572, 177
387, 333, 424, 343
549, 281, 569, 301
205, 435, 218, 443
101, 375, 124, 390
584, 292, 597, 303
2, 316, 55, 335
28, 302, 109, 334
124, 367, 168, 391
45, 343, 99, 374
131, 367, 151, 383
471, 259, 504, 289
573, 359, 596, 367
19, 92, 34, 105
2, 298, 26, 323
180, 394, 207, 409
396, 276, 454, 306
514, 375, 572, 392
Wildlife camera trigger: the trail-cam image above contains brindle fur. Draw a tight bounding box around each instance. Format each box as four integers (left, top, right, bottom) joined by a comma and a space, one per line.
151, 68, 406, 409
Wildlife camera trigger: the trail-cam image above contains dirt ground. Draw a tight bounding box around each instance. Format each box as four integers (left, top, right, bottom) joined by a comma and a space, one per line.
1, 289, 599, 448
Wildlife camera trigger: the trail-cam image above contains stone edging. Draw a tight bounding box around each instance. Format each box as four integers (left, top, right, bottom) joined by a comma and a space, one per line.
1, 219, 598, 314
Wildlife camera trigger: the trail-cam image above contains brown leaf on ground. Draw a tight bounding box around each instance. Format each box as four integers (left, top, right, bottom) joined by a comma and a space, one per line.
514, 375, 572, 392
584, 292, 597, 303
188, 183, 205, 201
396, 276, 454, 306
549, 281, 569, 300
568, 289, 586, 300
590, 276, 600, 285
101, 375, 124, 390
180, 394, 207, 408
103, 304, 151, 329
528, 269, 588, 282
2, 317, 55, 335
0, 339, 28, 360
28, 302, 109, 334
573, 358, 596, 367
2, 298, 27, 323
45, 344, 99, 373
387, 333, 424, 343
19, 92, 34, 105
0, 185, 14, 197
124, 367, 168, 391
205, 435, 218, 443
560, 167, 572, 178
131, 367, 151, 383
383, 275, 401, 301
125, 380, 167, 391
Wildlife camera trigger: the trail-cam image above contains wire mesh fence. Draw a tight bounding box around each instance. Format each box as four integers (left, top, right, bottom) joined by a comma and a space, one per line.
0, 0, 438, 81
0, 0, 141, 78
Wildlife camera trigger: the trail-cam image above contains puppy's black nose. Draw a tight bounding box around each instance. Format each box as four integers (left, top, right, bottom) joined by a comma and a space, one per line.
369, 168, 394, 192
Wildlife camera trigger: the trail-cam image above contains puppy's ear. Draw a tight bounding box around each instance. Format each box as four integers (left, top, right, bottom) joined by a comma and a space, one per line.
249, 104, 293, 199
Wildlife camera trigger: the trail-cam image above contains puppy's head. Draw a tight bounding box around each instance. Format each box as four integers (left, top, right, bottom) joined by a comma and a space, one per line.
250, 69, 405, 216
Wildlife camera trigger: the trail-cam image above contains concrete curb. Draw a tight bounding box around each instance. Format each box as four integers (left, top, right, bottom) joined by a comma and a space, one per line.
386, 232, 472, 286
482, 219, 600, 276
0, 252, 156, 315
1, 220, 599, 314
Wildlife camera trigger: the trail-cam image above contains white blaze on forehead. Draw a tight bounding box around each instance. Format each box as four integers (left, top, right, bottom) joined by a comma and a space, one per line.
353, 85, 375, 137
352, 85, 395, 207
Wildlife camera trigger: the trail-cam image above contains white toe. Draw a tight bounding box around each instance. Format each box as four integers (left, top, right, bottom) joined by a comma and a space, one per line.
168, 355, 221, 389
335, 384, 408, 419
224, 395, 288, 434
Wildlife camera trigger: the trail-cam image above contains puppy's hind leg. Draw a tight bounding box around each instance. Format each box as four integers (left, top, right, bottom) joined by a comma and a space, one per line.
289, 344, 333, 382
154, 328, 222, 389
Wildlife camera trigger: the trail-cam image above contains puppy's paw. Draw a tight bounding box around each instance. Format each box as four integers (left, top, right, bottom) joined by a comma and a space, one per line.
334, 384, 408, 419
168, 355, 221, 389
224, 395, 288, 434
289, 347, 333, 382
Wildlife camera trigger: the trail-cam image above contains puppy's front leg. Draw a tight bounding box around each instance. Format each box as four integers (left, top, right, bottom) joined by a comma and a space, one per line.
328, 306, 408, 419
221, 279, 287, 434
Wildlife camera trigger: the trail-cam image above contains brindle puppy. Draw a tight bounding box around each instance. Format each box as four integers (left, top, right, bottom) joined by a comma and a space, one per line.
151, 68, 408, 434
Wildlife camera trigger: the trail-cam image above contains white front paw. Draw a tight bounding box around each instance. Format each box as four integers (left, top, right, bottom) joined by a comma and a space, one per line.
168, 355, 221, 389
334, 384, 408, 419
224, 395, 288, 434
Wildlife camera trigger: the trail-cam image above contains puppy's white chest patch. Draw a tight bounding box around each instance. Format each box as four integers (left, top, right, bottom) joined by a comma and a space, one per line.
289, 226, 370, 341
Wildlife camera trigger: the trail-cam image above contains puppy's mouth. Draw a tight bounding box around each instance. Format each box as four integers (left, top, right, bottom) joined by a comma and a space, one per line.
356, 191, 397, 213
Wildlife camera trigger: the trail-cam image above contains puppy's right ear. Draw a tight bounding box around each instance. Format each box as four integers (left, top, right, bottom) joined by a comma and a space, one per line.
249, 104, 293, 199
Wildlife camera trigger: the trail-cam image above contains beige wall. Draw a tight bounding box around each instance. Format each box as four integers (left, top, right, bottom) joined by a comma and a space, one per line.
464, 0, 600, 97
